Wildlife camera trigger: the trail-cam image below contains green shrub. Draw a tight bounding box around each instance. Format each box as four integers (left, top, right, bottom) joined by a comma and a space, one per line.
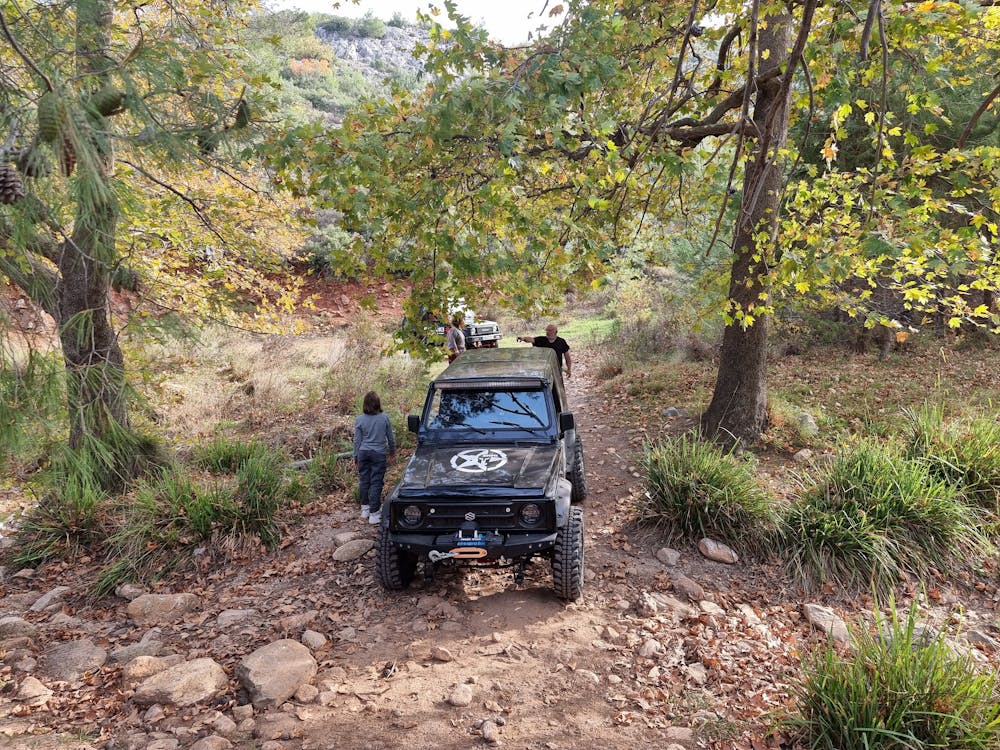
905, 404, 1000, 518
0, 351, 63, 472
194, 437, 268, 472
639, 435, 777, 555
95, 472, 238, 595
789, 601, 1000, 749
779, 439, 990, 592
306, 445, 354, 494
233, 447, 286, 547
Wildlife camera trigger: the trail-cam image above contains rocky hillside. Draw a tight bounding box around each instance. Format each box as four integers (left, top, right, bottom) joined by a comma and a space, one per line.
316, 23, 431, 88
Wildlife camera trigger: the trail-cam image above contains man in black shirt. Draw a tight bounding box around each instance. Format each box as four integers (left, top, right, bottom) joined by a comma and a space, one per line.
518, 324, 572, 378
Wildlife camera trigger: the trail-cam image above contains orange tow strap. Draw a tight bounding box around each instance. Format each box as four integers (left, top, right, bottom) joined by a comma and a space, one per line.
449, 547, 488, 559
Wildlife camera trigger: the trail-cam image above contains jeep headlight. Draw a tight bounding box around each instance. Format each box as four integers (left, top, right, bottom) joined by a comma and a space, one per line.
401, 505, 423, 527
519, 503, 542, 527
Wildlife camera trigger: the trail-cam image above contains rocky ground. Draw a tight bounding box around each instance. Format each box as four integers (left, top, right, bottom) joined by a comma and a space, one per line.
2, 348, 999, 750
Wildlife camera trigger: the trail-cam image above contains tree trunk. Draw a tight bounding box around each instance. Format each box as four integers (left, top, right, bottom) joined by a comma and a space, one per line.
701, 13, 793, 448
59, 0, 131, 461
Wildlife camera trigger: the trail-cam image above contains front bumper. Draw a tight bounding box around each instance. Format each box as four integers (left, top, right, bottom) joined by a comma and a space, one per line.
390, 529, 558, 560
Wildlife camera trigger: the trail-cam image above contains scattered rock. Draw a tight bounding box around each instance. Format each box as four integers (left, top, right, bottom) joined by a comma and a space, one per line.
29, 586, 71, 612
431, 646, 454, 662
278, 610, 318, 633
127, 593, 200, 625
38, 638, 107, 682
663, 407, 683, 417
132, 658, 229, 707
15, 675, 53, 706
115, 583, 146, 601
639, 591, 698, 619
232, 704, 254, 722
737, 603, 762, 625
575, 669, 600, 685
0, 616, 37, 639
294, 683, 319, 703
965, 630, 998, 652
655, 547, 681, 566
699, 600, 726, 616
481, 719, 501, 744
331, 539, 374, 562
122, 655, 185, 689
253, 712, 304, 741
211, 714, 238, 736
792, 448, 814, 464
216, 609, 257, 628
685, 662, 708, 686
448, 683, 474, 707
803, 603, 849, 644
332, 531, 359, 546
146, 739, 179, 750
237, 639, 318, 708
638, 638, 660, 658
301, 630, 327, 650
189, 737, 232, 750
797, 412, 819, 437
109, 630, 164, 664
697, 538, 739, 564
672, 574, 705, 602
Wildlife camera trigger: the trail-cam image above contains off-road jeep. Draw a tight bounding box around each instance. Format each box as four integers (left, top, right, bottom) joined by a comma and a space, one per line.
375, 348, 587, 600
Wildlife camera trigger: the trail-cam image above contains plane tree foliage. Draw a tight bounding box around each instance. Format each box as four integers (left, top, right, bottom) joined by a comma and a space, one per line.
276, 0, 999, 446
0, 0, 303, 487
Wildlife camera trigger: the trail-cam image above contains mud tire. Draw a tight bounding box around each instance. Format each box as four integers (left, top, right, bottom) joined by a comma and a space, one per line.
375, 525, 417, 590
552, 506, 585, 601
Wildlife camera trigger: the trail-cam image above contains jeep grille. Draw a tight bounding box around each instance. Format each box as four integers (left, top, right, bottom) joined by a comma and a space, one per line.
393, 501, 553, 531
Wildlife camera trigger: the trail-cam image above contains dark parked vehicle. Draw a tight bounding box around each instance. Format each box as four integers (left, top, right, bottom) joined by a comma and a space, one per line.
375, 348, 587, 600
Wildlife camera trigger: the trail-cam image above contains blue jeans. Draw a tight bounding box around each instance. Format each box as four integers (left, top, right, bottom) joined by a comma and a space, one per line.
356, 450, 388, 514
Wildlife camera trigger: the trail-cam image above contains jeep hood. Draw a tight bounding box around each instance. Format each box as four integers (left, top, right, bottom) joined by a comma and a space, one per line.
397, 444, 559, 496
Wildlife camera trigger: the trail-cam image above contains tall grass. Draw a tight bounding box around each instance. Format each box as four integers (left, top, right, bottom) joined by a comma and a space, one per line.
904, 403, 1000, 518
96, 471, 236, 595
790, 600, 1000, 749
640, 435, 777, 555
779, 439, 990, 592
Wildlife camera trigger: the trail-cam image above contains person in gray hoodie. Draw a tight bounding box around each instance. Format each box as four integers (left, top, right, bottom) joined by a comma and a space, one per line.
354, 391, 396, 525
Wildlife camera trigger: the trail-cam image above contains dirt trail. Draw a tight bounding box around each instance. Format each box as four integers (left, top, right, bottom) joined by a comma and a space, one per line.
0, 347, 890, 750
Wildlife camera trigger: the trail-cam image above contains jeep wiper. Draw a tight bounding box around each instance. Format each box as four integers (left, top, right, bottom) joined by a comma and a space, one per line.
489, 420, 545, 434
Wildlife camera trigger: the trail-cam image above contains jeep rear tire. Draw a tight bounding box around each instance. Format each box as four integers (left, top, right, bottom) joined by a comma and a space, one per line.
569, 437, 587, 503
552, 506, 584, 600
375, 526, 418, 590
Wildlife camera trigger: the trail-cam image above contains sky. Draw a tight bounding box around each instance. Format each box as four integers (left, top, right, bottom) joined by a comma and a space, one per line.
269, 0, 557, 45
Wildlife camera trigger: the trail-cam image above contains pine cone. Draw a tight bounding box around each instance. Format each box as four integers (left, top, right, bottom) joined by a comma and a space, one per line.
37, 92, 62, 143
59, 135, 76, 176
0, 164, 26, 204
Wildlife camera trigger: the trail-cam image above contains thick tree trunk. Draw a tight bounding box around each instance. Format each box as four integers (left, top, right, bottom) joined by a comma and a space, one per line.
701, 14, 793, 448
59, 0, 131, 457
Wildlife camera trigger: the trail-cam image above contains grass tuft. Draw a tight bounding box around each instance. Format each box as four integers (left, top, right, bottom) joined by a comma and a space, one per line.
789, 600, 1000, 749
779, 438, 990, 592
639, 435, 777, 555
904, 403, 1000, 519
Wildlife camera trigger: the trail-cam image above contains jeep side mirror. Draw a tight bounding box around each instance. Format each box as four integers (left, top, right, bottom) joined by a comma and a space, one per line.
407, 415, 421, 433
559, 412, 575, 432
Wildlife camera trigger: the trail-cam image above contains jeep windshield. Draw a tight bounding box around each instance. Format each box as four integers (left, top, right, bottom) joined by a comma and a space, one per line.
424, 385, 550, 433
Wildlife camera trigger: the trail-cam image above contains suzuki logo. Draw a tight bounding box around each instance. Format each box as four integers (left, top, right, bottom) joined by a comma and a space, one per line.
450, 448, 509, 473
465, 512, 476, 521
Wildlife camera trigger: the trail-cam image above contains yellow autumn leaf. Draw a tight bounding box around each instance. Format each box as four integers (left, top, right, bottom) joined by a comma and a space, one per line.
948, 317, 962, 328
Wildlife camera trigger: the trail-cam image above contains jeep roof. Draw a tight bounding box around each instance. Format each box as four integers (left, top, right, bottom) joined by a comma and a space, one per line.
432, 347, 567, 403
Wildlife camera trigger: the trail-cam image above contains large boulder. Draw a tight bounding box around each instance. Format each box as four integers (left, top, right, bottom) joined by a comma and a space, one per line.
38, 638, 107, 682
236, 639, 317, 708
132, 658, 228, 707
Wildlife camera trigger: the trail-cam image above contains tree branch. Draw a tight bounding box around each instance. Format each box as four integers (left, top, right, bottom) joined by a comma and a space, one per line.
957, 77, 1000, 149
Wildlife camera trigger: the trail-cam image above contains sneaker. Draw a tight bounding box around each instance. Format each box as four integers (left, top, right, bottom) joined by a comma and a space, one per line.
360, 507, 370, 520
367, 511, 382, 525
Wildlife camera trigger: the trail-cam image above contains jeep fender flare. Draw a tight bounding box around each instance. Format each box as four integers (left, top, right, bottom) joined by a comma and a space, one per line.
556, 477, 572, 528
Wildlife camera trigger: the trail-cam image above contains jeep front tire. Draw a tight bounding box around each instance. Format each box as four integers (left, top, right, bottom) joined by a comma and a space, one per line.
552, 506, 585, 600
375, 527, 418, 590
